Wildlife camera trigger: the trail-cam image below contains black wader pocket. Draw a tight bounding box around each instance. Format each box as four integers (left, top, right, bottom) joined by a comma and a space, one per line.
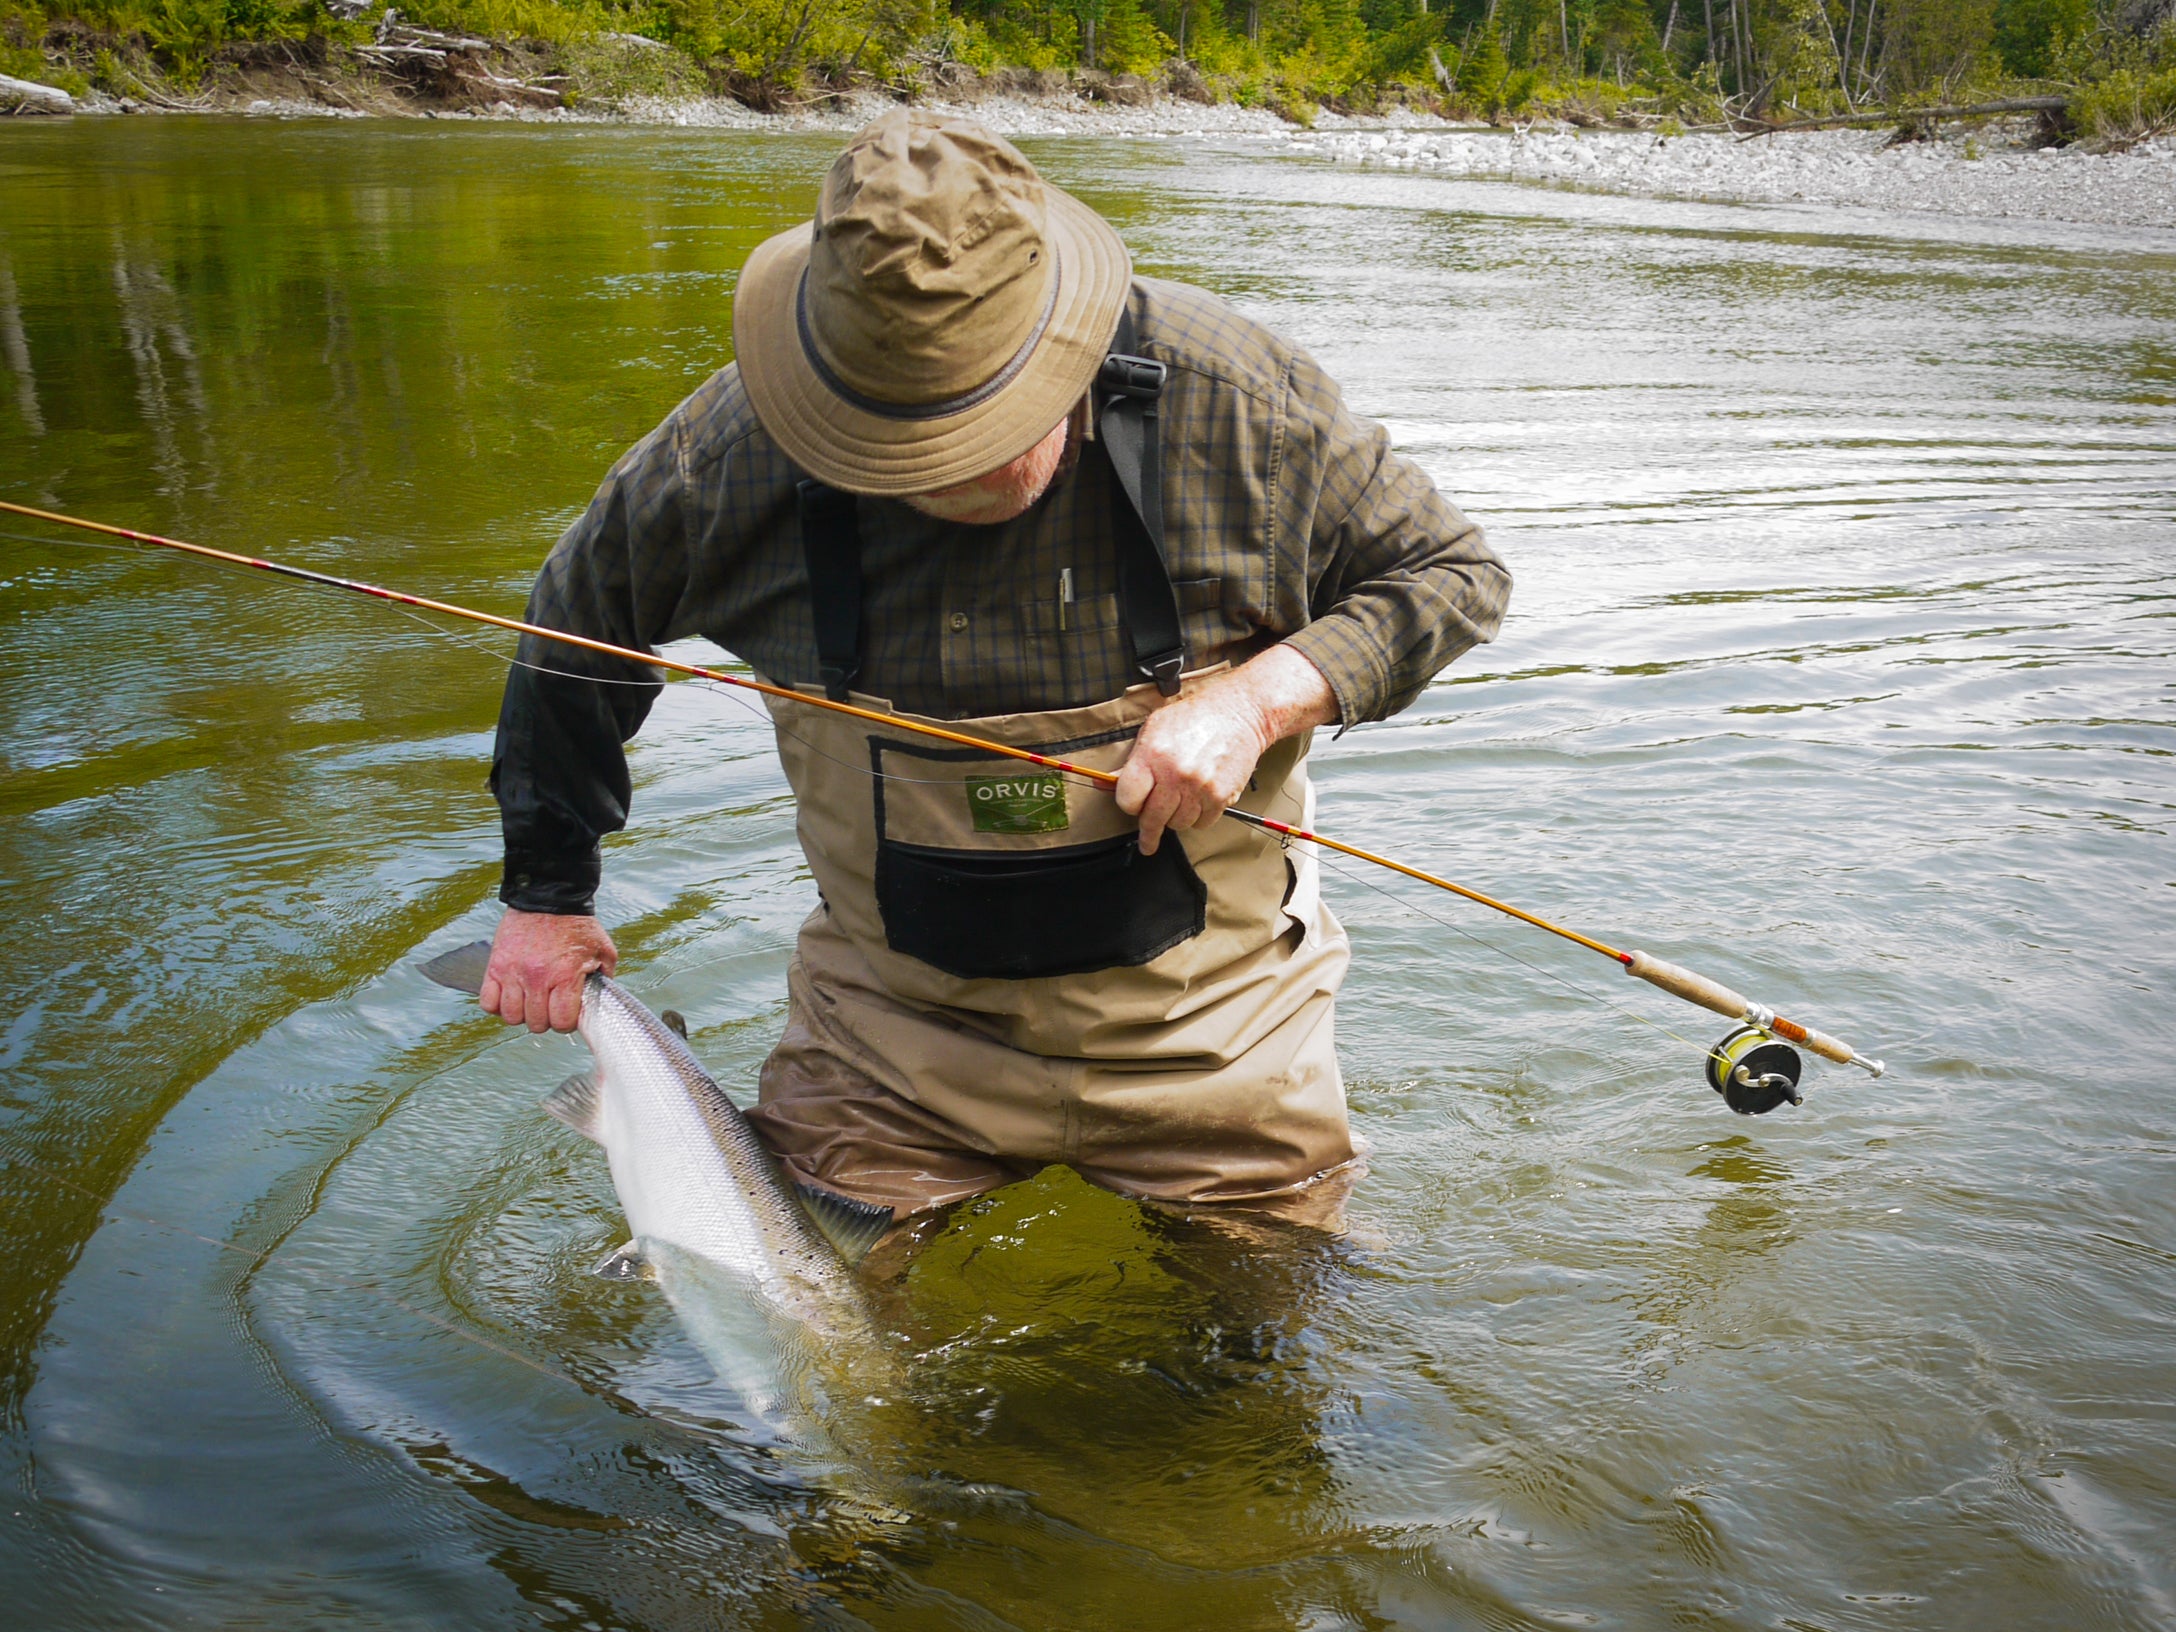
876, 834, 1206, 980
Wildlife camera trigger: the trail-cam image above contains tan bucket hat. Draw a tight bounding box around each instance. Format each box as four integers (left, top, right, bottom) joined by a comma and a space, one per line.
732, 109, 1133, 498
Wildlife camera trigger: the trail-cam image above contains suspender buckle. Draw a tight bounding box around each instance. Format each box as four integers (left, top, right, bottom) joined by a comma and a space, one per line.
1141, 650, 1184, 697
1099, 353, 1167, 400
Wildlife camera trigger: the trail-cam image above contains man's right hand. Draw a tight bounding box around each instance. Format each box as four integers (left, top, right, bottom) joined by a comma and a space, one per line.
482, 909, 617, 1034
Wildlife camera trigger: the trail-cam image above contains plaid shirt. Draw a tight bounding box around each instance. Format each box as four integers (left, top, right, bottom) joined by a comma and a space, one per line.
494, 277, 1511, 913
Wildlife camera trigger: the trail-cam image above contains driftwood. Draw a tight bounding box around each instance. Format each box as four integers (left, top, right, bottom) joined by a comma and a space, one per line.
1427, 46, 1455, 98
352, 27, 564, 108
0, 73, 75, 115
388, 27, 492, 53
1738, 95, 2068, 138
356, 44, 449, 63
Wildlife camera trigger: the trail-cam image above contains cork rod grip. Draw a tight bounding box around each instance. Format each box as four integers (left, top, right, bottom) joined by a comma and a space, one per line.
1623, 951, 1751, 1021
1627, 953, 1887, 1078
1769, 1016, 1859, 1067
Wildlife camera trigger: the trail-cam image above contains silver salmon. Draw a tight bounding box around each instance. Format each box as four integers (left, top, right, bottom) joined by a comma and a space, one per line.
419, 941, 894, 1439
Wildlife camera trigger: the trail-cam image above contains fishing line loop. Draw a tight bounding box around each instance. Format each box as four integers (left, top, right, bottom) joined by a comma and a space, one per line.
1305, 844, 1717, 1058
380, 600, 1121, 798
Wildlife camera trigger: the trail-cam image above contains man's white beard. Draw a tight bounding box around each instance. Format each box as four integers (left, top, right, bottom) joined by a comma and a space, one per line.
903, 416, 1069, 527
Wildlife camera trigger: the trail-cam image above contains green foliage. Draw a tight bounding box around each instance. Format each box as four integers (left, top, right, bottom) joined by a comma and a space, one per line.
395, 0, 608, 41
1357, 9, 1445, 84
2070, 16, 2176, 139
1588, 0, 1658, 78
1496, 0, 1547, 67
1877, 0, 1998, 96
3, 0, 2166, 122
2, 1, 85, 85
2073, 57, 2176, 136
561, 30, 705, 99
731, 0, 874, 79
1761, 0, 1837, 104
2, 3, 45, 76
1991, 0, 2088, 74
143, 0, 225, 80
1456, 21, 1506, 105
1091, 0, 1174, 73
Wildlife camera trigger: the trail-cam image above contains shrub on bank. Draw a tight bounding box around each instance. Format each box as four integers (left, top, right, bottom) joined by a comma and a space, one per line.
2066, 13, 2176, 137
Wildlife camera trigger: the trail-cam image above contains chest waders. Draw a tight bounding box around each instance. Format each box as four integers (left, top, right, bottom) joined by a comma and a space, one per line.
745, 307, 1360, 1225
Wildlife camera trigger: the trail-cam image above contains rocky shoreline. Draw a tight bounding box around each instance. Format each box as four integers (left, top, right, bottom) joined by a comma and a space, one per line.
7, 40, 2171, 233
1284, 122, 2176, 230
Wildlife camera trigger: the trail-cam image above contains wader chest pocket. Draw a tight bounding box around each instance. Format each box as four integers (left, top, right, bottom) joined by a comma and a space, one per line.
876, 835, 1206, 980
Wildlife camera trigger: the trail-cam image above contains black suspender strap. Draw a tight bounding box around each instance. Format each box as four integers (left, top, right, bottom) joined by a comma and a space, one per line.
797, 478, 863, 702
1098, 298, 1186, 697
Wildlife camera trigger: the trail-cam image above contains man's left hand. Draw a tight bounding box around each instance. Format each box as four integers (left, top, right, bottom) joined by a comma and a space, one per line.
1115, 644, 1340, 855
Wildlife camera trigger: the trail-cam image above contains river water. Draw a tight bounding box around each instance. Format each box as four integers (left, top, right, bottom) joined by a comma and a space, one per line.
2, 118, 2173, 1630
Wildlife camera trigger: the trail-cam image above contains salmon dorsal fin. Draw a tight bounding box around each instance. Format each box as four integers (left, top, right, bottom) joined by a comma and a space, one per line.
794, 1183, 894, 1267
418, 940, 495, 997
542, 1072, 603, 1142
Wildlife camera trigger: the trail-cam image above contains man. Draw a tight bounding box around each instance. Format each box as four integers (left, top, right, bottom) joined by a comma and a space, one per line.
481, 111, 1509, 1229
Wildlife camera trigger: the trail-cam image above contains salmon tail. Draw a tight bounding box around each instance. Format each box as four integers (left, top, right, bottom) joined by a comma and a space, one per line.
418, 940, 495, 996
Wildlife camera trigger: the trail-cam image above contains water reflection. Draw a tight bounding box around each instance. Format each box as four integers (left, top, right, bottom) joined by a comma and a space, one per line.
110, 241, 213, 498
0, 254, 42, 440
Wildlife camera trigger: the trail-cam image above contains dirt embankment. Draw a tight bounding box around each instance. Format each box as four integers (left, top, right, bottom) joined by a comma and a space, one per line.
10, 21, 605, 118
1, 22, 1312, 127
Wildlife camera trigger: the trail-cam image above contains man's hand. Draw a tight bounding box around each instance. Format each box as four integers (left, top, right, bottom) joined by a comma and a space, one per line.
1115, 644, 1340, 855
482, 909, 617, 1034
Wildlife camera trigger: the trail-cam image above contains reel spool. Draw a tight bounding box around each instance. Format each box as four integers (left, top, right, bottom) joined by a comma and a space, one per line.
1706, 1025, 1804, 1115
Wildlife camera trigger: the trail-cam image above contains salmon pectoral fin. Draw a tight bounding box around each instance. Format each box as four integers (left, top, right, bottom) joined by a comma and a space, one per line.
542, 1071, 604, 1142
794, 1183, 895, 1267
418, 940, 495, 996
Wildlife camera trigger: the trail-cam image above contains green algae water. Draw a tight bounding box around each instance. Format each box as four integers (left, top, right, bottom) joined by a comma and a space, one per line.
3, 118, 2174, 1630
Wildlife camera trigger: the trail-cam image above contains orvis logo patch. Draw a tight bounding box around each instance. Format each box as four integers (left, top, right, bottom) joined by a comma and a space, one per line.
965, 774, 1070, 834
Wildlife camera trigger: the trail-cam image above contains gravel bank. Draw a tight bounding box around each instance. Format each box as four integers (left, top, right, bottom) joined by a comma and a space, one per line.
1282, 123, 2176, 230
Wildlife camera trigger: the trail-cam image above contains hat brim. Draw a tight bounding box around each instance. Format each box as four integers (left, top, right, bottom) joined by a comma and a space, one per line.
733, 185, 1132, 498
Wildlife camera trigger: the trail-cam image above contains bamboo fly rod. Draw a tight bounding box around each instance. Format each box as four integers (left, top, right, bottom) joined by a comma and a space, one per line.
2, 499, 1884, 1079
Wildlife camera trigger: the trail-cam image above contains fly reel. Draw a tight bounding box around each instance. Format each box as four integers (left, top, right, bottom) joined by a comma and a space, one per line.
1706, 1025, 1803, 1115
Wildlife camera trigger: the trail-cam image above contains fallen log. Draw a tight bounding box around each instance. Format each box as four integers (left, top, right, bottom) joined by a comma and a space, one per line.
0, 72, 75, 115
1737, 95, 2068, 137
356, 44, 448, 63
385, 26, 492, 53
471, 68, 563, 105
